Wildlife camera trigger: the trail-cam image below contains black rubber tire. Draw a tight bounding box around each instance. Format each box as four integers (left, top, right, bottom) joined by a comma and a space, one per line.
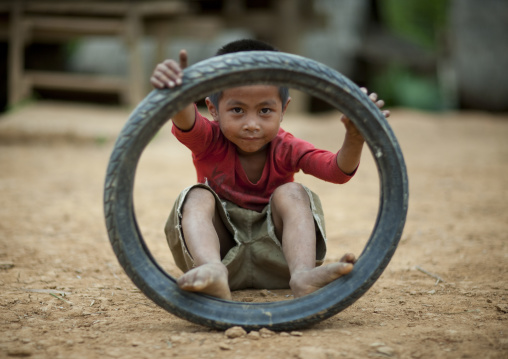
104, 51, 408, 331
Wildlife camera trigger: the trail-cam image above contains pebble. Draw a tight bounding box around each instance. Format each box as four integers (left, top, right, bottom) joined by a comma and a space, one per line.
259, 289, 270, 297
170, 335, 189, 345
376, 345, 395, 356
219, 342, 232, 350
496, 304, 508, 313
290, 331, 303, 337
7, 348, 32, 357
0, 262, 14, 270
247, 331, 260, 340
259, 328, 275, 338
225, 326, 247, 338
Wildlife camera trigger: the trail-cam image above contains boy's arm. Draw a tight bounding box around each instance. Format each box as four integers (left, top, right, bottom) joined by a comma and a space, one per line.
336, 88, 390, 175
150, 49, 195, 131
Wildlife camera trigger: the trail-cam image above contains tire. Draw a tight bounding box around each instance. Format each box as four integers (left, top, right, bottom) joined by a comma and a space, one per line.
103, 51, 409, 331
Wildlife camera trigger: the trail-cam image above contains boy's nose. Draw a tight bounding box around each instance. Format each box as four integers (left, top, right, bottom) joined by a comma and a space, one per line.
244, 117, 260, 131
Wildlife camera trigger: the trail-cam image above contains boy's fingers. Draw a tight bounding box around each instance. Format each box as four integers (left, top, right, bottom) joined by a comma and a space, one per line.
150, 76, 166, 89
157, 59, 185, 87
358, 87, 388, 116
161, 59, 182, 75
152, 70, 172, 87
176, 50, 188, 85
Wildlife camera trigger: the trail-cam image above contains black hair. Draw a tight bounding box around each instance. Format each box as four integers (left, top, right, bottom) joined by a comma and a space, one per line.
216, 39, 279, 55
208, 39, 290, 109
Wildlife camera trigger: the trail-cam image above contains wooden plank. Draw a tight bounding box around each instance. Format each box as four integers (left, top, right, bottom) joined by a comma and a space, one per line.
135, 1, 190, 16
23, 2, 128, 16
24, 16, 125, 35
23, 1, 189, 17
26, 71, 127, 93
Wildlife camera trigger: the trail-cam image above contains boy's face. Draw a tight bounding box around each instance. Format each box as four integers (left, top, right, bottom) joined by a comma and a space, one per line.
206, 85, 290, 156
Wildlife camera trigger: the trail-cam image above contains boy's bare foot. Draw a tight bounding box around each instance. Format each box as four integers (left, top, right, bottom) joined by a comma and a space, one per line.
289, 253, 356, 298
177, 262, 232, 300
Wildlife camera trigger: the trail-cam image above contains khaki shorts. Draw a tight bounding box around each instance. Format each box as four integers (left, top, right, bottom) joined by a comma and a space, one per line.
164, 183, 327, 290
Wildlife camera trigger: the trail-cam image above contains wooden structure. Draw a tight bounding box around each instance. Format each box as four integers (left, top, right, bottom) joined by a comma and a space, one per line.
6, 1, 191, 107
3, 0, 317, 108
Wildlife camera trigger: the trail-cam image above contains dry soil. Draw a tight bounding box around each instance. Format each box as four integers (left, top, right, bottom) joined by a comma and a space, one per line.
0, 101, 507, 359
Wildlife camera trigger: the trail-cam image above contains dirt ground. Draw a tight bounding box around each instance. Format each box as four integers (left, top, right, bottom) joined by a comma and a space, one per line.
0, 101, 507, 359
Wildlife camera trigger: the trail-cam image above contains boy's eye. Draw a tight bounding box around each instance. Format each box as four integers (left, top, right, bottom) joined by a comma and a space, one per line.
260, 108, 272, 114
232, 107, 243, 114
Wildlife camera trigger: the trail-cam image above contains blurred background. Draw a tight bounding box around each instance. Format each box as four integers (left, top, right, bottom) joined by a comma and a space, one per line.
0, 0, 507, 114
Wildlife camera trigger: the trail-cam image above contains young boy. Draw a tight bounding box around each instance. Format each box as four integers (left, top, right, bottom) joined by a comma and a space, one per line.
151, 39, 389, 300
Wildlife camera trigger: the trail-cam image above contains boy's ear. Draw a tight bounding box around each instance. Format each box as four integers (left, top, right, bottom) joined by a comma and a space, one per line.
205, 97, 219, 122
281, 97, 291, 121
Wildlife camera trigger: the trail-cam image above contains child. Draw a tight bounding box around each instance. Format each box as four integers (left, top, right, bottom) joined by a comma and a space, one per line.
150, 39, 389, 300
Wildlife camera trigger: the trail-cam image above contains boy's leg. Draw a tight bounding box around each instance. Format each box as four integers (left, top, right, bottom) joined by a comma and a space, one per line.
178, 187, 236, 300
270, 183, 356, 298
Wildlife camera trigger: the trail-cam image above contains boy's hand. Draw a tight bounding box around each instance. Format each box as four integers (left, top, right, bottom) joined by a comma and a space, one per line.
340, 87, 390, 142
361, 87, 390, 119
150, 50, 188, 89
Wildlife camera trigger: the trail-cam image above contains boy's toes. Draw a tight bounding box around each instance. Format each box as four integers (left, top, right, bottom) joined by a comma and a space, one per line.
177, 273, 197, 290
337, 262, 354, 275
339, 253, 356, 264
178, 277, 201, 291
175, 263, 232, 300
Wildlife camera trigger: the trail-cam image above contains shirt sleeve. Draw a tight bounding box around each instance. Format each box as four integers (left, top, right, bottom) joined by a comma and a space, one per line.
171, 106, 220, 158
298, 148, 356, 184
278, 131, 356, 184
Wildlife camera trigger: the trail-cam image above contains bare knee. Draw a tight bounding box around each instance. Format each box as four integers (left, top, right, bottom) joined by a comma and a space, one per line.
271, 183, 310, 213
182, 187, 216, 219
271, 183, 312, 235
181, 188, 233, 253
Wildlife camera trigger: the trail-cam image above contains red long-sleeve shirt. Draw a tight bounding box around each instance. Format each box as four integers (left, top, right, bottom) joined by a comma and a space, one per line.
172, 109, 355, 212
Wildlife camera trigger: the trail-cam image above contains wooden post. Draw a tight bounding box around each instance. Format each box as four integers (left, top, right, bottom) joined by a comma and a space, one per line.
125, 3, 144, 106
8, 2, 26, 107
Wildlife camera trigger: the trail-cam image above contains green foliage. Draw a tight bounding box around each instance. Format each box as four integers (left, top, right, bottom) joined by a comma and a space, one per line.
371, 0, 450, 110
371, 65, 443, 111
379, 0, 449, 50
